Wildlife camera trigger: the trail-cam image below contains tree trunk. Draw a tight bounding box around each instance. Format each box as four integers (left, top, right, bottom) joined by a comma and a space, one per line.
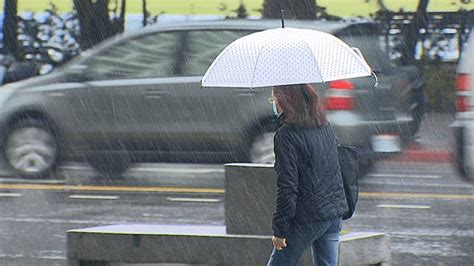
73, 0, 122, 49
262, 0, 317, 20
142, 0, 148, 26
118, 0, 126, 31
401, 0, 429, 65
2, 0, 19, 59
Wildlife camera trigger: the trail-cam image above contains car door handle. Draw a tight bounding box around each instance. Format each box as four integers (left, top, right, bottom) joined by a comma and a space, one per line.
231, 89, 255, 97
143, 89, 167, 94
47, 92, 66, 98
143, 89, 167, 99
230, 88, 256, 97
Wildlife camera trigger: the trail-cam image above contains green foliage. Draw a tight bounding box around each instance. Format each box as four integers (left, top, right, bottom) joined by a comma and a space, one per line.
218, 2, 227, 12
315, 4, 342, 21
220, 2, 249, 18
261, 0, 341, 21
47, 2, 59, 14
10, 1, 474, 17
262, 0, 318, 20
233, 3, 249, 18
422, 62, 456, 112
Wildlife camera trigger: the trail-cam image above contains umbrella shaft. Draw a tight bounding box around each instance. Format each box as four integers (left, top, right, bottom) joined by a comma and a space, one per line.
280, 0, 285, 28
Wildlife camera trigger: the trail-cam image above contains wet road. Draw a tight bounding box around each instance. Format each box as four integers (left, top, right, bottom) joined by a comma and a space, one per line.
349, 161, 474, 265
0, 160, 473, 265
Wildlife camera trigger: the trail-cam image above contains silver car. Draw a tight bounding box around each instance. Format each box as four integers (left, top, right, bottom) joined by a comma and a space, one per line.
0, 20, 425, 178
453, 28, 474, 182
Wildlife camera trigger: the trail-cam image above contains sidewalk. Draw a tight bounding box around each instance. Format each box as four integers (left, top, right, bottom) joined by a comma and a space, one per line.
392, 112, 455, 162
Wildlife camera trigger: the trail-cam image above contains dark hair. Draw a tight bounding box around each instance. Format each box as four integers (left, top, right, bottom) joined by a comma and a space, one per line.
273, 84, 328, 128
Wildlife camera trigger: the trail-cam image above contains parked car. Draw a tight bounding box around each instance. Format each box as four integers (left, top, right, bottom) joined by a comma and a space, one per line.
453, 28, 474, 182
0, 20, 425, 178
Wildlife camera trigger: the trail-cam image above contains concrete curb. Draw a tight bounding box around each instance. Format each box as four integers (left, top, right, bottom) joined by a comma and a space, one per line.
385, 142, 453, 163
388, 149, 453, 163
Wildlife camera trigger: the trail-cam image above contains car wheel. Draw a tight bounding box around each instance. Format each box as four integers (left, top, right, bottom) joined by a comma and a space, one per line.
4, 119, 58, 178
249, 131, 276, 164
410, 87, 425, 135
454, 126, 471, 181
87, 154, 130, 177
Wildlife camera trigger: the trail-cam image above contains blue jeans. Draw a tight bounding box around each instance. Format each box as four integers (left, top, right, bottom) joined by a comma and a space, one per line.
267, 217, 342, 266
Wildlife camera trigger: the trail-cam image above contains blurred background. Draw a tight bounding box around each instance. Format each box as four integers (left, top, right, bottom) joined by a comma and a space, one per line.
0, 0, 473, 110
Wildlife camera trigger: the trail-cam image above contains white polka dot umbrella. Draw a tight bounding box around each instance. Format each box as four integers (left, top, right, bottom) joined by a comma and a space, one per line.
201, 27, 374, 88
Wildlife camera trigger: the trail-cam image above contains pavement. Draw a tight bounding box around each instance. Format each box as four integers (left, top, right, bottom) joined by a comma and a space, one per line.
388, 112, 455, 162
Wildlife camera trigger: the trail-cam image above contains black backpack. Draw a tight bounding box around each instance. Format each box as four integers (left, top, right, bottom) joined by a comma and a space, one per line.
337, 145, 359, 220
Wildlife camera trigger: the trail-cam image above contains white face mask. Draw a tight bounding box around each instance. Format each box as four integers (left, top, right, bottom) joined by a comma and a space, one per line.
272, 101, 283, 118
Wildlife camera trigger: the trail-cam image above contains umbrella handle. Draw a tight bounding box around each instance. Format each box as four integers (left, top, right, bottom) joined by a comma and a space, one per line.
372, 71, 379, 88
353, 47, 378, 87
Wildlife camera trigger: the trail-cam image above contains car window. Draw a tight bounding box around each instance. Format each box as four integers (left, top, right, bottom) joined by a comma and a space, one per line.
180, 30, 254, 76
85, 31, 181, 80
458, 29, 474, 74
339, 35, 394, 72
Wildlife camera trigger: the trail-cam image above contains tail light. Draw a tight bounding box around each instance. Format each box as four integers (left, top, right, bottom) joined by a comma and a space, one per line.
328, 80, 354, 90
456, 74, 471, 91
455, 74, 471, 112
323, 80, 355, 111
456, 96, 469, 112
324, 96, 354, 110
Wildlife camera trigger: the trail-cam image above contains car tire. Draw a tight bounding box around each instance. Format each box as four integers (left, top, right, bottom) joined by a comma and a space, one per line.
410, 87, 425, 135
4, 119, 58, 179
87, 154, 130, 177
249, 131, 276, 164
454, 126, 471, 180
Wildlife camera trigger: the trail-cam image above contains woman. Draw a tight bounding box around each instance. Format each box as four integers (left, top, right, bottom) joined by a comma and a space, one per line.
267, 83, 346, 266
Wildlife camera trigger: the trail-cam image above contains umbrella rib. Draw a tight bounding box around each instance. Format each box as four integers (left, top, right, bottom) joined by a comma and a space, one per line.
322, 36, 372, 81
301, 38, 325, 84
202, 39, 241, 87
250, 39, 270, 89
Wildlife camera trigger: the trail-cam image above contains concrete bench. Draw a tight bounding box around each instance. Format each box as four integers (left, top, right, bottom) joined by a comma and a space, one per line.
67, 224, 390, 266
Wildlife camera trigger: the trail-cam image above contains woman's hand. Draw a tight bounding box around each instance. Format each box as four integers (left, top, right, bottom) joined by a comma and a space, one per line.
272, 236, 287, 250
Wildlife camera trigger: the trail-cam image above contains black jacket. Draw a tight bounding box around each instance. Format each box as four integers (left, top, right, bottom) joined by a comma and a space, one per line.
272, 124, 346, 238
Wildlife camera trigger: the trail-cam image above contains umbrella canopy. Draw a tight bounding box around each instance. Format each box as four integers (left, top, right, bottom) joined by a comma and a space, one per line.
201, 27, 373, 88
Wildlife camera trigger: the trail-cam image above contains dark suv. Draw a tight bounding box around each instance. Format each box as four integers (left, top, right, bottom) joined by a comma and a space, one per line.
0, 20, 425, 178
